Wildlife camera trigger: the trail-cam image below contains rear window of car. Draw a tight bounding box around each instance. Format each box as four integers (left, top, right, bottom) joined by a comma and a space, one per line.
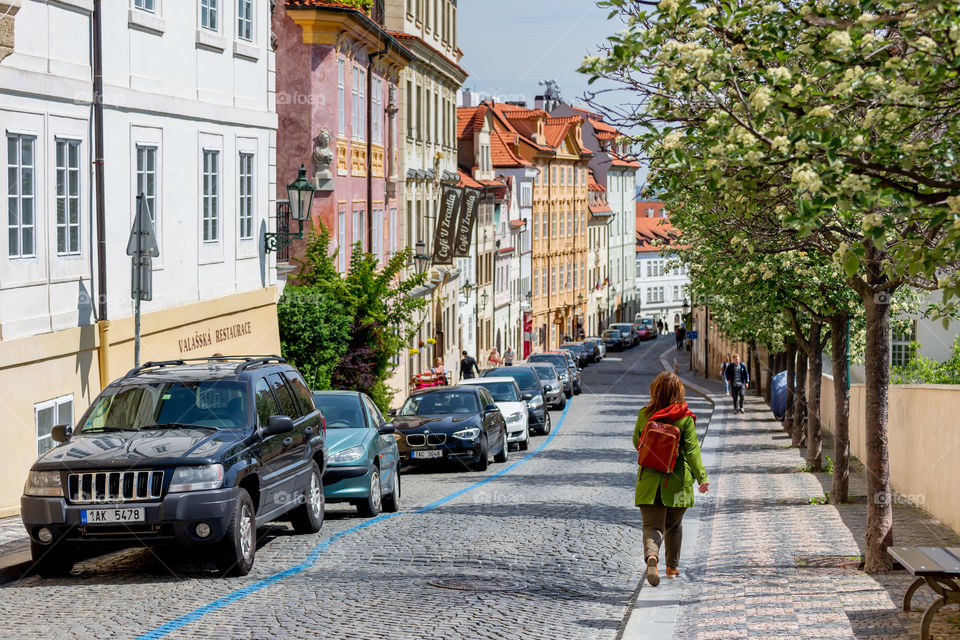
529, 354, 567, 369
483, 367, 539, 390
284, 372, 316, 416
531, 364, 556, 380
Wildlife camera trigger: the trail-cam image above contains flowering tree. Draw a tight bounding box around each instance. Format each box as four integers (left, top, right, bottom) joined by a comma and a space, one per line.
584, 0, 960, 570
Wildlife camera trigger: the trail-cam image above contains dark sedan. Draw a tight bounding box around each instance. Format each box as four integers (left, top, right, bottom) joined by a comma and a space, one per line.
392, 387, 508, 471
602, 329, 626, 351
610, 323, 640, 347
527, 352, 575, 397
481, 366, 552, 435
560, 343, 589, 368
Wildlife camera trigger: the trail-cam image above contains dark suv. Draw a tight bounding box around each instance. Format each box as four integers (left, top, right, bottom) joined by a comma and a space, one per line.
21, 356, 327, 578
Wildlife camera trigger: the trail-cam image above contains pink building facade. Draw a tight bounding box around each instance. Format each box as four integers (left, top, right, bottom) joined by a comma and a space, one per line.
273, 1, 413, 271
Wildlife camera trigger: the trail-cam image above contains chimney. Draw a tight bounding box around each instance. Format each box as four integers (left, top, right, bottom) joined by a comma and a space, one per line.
462, 89, 473, 108
534, 95, 545, 110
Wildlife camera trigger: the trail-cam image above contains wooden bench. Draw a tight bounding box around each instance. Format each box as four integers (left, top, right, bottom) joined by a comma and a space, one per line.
887, 546, 960, 640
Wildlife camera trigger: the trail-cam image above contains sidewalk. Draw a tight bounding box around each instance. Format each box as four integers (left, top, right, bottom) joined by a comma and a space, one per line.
623, 346, 960, 639
0, 515, 30, 582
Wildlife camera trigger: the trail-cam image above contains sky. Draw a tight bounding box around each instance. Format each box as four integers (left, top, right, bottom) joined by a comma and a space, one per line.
457, 1, 625, 112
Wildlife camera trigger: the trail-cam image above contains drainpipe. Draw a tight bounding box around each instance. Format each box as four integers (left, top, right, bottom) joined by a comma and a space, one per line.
367, 46, 388, 251
93, 0, 110, 388
545, 158, 553, 349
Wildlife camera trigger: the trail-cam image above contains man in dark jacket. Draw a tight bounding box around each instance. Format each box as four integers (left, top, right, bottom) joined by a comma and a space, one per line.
723, 353, 749, 413
459, 351, 480, 380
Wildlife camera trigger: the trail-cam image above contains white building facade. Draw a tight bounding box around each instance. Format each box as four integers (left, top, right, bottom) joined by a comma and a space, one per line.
635, 201, 689, 330
0, 0, 279, 515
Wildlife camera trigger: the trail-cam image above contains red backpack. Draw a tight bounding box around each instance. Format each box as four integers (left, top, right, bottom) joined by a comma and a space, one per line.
636, 420, 682, 477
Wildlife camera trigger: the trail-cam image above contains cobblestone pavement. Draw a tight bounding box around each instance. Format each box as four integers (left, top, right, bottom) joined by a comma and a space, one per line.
669, 361, 960, 640
0, 337, 692, 640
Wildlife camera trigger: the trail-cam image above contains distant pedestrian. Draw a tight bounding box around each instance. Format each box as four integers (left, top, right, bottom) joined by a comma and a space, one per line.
487, 348, 501, 369
674, 325, 683, 350
723, 353, 749, 413
633, 371, 709, 586
679, 324, 687, 348
663, 321, 670, 334
657, 319, 664, 335
432, 357, 448, 385
720, 353, 730, 394
503, 346, 515, 366
459, 351, 480, 380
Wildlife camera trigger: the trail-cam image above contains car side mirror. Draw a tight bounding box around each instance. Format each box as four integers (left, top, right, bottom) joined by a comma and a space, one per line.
484, 403, 499, 413
521, 393, 533, 401
377, 423, 396, 435
262, 415, 294, 437
387, 408, 398, 417
51, 424, 72, 443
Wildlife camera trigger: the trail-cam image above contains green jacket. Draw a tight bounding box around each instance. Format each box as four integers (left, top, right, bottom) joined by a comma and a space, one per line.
632, 407, 708, 507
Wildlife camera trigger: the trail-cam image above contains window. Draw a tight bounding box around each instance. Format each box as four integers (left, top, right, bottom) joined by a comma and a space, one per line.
434, 92, 439, 142
892, 320, 918, 368
352, 66, 365, 141
7, 134, 36, 258
673, 285, 679, 301
573, 263, 577, 293
351, 206, 360, 259
373, 207, 383, 262
201, 0, 218, 30
237, 0, 253, 41
532, 214, 538, 241
283, 372, 316, 416
35, 395, 72, 457
416, 85, 422, 140
337, 204, 346, 272
136, 145, 158, 227
534, 269, 539, 297
559, 264, 564, 291
559, 213, 564, 238
552, 266, 556, 291
406, 81, 414, 137
372, 76, 383, 144
567, 211, 573, 236
134, 0, 155, 11
338, 58, 345, 136
202, 150, 219, 242
552, 214, 557, 238
238, 152, 254, 240
559, 167, 564, 186
254, 378, 279, 426
389, 206, 397, 255
520, 182, 532, 207
55, 139, 81, 256
267, 373, 300, 419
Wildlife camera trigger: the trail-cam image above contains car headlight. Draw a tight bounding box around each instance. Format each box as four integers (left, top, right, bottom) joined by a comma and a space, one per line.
168, 464, 224, 492
24, 470, 63, 497
526, 395, 543, 410
330, 445, 365, 464
560, 372, 569, 381
507, 412, 524, 423
452, 427, 481, 440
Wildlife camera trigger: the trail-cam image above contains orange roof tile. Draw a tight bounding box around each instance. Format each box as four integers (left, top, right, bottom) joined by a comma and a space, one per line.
457, 105, 486, 140
635, 216, 681, 252
587, 173, 606, 192
489, 122, 530, 167
457, 169, 482, 189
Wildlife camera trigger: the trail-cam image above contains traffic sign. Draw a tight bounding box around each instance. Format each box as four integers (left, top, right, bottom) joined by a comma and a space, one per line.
126, 195, 159, 258
686, 330, 698, 339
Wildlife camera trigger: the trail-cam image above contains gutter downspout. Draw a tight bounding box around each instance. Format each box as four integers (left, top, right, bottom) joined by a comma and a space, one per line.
93, 0, 110, 388
367, 46, 388, 252
545, 158, 553, 350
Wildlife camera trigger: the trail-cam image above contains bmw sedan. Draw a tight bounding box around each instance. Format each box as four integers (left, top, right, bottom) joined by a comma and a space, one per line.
313, 391, 401, 517
392, 386, 508, 471
459, 377, 530, 451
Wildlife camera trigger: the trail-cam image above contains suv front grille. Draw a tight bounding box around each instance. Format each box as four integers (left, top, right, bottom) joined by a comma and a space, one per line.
67, 470, 164, 504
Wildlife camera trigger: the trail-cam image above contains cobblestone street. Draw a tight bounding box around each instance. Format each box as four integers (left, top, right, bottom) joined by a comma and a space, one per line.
0, 338, 691, 640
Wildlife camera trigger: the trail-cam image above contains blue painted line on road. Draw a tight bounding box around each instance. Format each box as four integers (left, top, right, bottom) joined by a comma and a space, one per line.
136, 402, 572, 640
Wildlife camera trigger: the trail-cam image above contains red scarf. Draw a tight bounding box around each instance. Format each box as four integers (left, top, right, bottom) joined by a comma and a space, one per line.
648, 402, 696, 426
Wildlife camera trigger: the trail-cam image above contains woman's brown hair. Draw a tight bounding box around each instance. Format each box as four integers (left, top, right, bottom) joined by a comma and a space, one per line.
644, 371, 686, 415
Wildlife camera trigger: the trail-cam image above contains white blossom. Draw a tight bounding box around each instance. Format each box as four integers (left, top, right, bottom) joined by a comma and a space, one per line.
827, 30, 853, 52
915, 36, 937, 51
750, 86, 773, 110
808, 105, 833, 118
947, 196, 960, 213
659, 0, 679, 14
792, 164, 822, 193
662, 131, 683, 149
771, 136, 790, 153
769, 66, 792, 83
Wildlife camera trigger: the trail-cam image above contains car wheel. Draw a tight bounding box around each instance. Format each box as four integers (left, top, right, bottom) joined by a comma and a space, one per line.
494, 429, 509, 463
357, 468, 383, 517
472, 435, 489, 471
28, 540, 75, 578
519, 426, 530, 451
540, 412, 552, 435
555, 396, 567, 410
216, 489, 256, 577
574, 383, 582, 396
382, 463, 401, 512
564, 388, 572, 398
290, 461, 325, 534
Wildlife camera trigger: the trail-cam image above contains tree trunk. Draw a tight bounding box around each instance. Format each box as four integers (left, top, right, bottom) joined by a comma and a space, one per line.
793, 349, 808, 448
862, 286, 893, 572
750, 341, 762, 397
784, 341, 796, 432
805, 322, 823, 471
829, 313, 850, 504
765, 352, 774, 403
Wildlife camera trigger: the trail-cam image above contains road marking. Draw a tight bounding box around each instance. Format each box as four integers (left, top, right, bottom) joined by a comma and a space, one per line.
136, 402, 573, 640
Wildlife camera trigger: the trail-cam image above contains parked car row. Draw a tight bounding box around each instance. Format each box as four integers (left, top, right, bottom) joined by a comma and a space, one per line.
601, 320, 658, 351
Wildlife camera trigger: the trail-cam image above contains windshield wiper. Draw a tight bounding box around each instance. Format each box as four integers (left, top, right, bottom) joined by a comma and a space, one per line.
140, 422, 219, 431
80, 427, 134, 434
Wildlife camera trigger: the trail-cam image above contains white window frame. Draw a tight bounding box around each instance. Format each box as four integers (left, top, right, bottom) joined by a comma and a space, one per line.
389, 206, 397, 255
373, 206, 383, 262
337, 204, 346, 272
338, 58, 345, 137
7, 133, 37, 259
372, 76, 383, 144
238, 151, 255, 241
892, 320, 918, 368
200, 0, 219, 31
135, 144, 158, 228
201, 148, 220, 244
236, 0, 253, 41
54, 138, 82, 257
35, 395, 73, 457
134, 0, 156, 11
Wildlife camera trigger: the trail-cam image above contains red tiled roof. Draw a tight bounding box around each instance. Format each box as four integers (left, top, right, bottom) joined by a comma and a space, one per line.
490, 124, 530, 167
636, 216, 680, 252
457, 169, 482, 189
587, 172, 605, 192
590, 203, 613, 215
508, 219, 527, 229
486, 102, 554, 153
388, 31, 468, 77
611, 156, 642, 168
457, 105, 486, 140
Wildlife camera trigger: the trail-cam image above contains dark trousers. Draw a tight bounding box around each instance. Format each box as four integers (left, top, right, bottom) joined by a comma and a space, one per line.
731, 384, 744, 410
638, 490, 687, 568
675, 335, 682, 349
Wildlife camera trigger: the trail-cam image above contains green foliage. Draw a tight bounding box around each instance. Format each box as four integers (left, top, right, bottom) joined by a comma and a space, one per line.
279, 224, 428, 412
809, 494, 830, 505
340, 0, 372, 10
277, 287, 351, 390
890, 336, 960, 384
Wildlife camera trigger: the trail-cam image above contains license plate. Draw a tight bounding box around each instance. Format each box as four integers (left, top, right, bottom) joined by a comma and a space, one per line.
411, 450, 443, 459
80, 508, 145, 524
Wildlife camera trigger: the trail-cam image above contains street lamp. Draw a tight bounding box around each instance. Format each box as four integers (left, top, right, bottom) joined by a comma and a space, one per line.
264, 163, 316, 253
480, 290, 489, 312
682, 297, 690, 317
460, 280, 475, 303
413, 239, 430, 274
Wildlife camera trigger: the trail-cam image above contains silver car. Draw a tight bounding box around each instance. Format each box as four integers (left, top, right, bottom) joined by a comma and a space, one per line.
529, 362, 566, 410
584, 337, 606, 360
528, 352, 576, 397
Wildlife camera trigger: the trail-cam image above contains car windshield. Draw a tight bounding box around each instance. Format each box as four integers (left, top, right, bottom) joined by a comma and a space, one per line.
78, 381, 250, 432
400, 391, 479, 416
312, 394, 365, 428
469, 382, 520, 402
531, 365, 556, 381
529, 354, 566, 369
482, 368, 539, 391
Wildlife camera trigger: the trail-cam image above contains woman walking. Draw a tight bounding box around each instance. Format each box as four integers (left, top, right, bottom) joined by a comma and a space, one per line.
720, 353, 730, 394
632, 371, 709, 586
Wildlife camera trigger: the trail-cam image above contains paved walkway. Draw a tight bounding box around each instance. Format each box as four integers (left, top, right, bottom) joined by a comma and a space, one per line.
624, 347, 960, 639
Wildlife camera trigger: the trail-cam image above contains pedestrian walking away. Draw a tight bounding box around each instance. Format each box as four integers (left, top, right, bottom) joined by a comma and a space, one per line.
723, 353, 749, 413
657, 318, 664, 335
674, 325, 683, 350
720, 353, 730, 394
633, 371, 709, 586
459, 351, 480, 380
503, 346, 515, 366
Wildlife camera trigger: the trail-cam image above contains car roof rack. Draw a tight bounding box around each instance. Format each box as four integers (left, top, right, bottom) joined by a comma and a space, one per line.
124, 356, 286, 378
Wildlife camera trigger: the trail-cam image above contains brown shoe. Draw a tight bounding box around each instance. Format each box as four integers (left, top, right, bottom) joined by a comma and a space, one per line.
665, 566, 679, 577
646, 557, 660, 586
